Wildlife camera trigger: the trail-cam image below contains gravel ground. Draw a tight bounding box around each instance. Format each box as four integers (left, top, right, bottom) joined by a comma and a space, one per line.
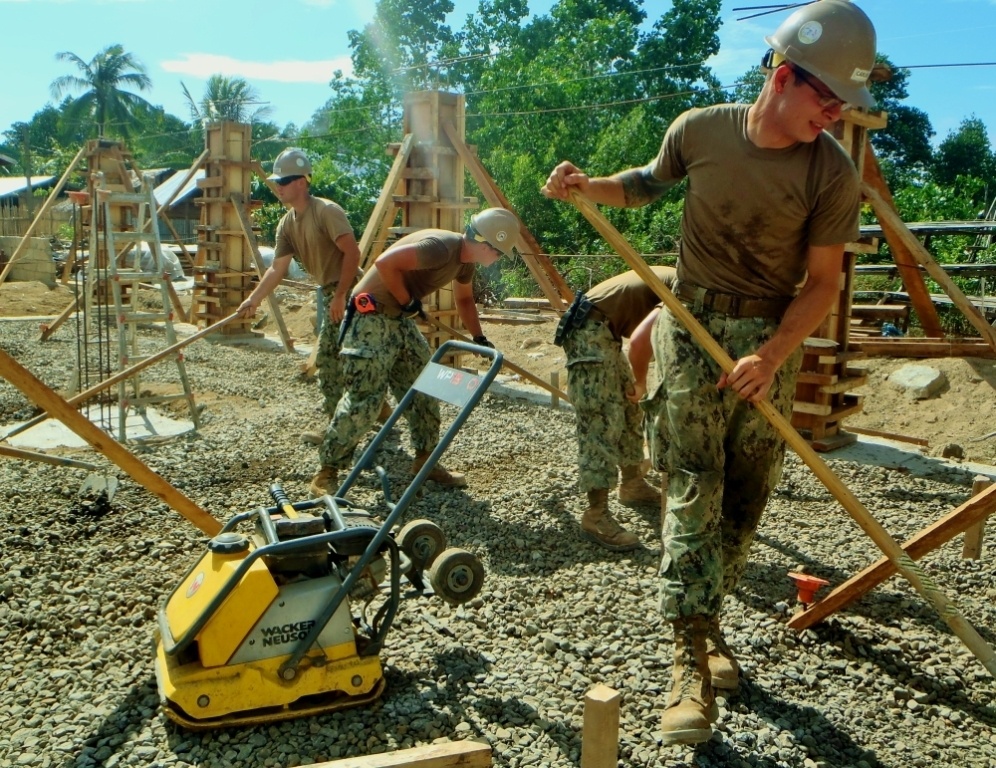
1, 317, 995, 768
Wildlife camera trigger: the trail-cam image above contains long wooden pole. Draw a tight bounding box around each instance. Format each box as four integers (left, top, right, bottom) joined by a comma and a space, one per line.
4, 313, 239, 441
0, 144, 87, 285
421, 314, 570, 403
0, 443, 99, 471
0, 347, 221, 536
569, 190, 996, 677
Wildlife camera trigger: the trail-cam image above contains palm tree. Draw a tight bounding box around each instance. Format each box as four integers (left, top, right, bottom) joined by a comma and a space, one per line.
181, 75, 273, 125
50, 44, 153, 138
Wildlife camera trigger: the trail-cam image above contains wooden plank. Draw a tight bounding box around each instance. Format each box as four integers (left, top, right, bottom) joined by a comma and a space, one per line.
788, 481, 996, 630
359, 134, 414, 269
851, 339, 996, 359
963, 476, 991, 560
0, 443, 99, 471
441, 121, 571, 310
581, 685, 619, 768
862, 144, 945, 337
312, 740, 491, 768
818, 374, 867, 395
0, 347, 221, 536
0, 144, 87, 285
231, 192, 293, 351
845, 425, 929, 447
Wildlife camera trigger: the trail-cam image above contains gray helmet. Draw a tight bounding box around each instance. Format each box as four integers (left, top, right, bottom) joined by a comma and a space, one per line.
765, 0, 877, 108
468, 208, 520, 256
269, 148, 312, 181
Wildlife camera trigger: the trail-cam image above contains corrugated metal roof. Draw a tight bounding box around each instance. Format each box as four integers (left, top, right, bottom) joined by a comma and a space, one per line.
153, 166, 204, 208
0, 175, 57, 198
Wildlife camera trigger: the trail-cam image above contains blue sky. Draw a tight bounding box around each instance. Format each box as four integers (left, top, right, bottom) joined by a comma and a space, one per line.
2, 0, 996, 149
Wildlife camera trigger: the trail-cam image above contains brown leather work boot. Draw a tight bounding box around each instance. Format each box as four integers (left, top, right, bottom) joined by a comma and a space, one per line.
661, 615, 718, 745
617, 464, 661, 505
706, 616, 740, 690
308, 466, 338, 498
581, 489, 640, 551
412, 451, 466, 488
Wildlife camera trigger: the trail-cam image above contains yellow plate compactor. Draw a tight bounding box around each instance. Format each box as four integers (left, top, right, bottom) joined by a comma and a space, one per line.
155, 340, 501, 729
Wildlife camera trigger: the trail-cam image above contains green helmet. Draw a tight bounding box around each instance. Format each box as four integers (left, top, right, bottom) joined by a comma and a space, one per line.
468, 208, 521, 256
765, 0, 877, 108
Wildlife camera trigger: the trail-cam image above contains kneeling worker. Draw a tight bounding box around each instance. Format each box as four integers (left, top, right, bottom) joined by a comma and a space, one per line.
309, 208, 516, 497
554, 266, 676, 551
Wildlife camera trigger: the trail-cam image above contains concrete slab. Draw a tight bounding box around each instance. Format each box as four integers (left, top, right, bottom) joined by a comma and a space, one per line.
5, 404, 194, 449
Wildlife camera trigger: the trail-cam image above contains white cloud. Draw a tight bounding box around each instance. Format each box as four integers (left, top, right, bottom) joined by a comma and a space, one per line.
160, 53, 353, 83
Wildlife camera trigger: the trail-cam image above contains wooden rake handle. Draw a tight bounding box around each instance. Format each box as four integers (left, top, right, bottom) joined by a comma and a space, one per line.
568, 189, 996, 677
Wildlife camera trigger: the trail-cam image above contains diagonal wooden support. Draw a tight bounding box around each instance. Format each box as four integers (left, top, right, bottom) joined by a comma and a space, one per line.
863, 184, 996, 354
441, 121, 572, 311
231, 192, 294, 351
0, 144, 87, 285
862, 144, 943, 337
788, 480, 996, 630
569, 190, 996, 677
0, 443, 99, 471
0, 347, 221, 536
359, 133, 413, 270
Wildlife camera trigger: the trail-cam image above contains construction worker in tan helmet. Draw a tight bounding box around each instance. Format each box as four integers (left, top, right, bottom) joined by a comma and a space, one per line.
308, 208, 517, 498
543, 0, 876, 747
238, 147, 370, 444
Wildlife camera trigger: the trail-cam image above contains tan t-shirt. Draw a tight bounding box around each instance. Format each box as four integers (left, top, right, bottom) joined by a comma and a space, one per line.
648, 104, 860, 299
354, 230, 476, 315
274, 196, 354, 287
587, 266, 677, 339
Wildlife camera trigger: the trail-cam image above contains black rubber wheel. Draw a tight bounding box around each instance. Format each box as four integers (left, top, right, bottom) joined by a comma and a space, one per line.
397, 519, 447, 570
429, 547, 485, 605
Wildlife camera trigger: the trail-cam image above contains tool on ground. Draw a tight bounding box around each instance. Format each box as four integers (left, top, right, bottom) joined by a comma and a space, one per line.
421, 313, 570, 404
569, 189, 996, 677
154, 339, 503, 728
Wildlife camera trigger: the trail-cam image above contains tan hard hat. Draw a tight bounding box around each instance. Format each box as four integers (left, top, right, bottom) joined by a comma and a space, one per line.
269, 148, 313, 180
765, 0, 877, 108
468, 208, 520, 256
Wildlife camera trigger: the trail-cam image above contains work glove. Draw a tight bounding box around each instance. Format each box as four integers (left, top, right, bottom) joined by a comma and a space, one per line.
472, 335, 495, 349
400, 297, 426, 320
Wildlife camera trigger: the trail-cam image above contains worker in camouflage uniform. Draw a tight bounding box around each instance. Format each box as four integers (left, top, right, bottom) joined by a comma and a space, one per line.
543, 0, 876, 745
308, 208, 516, 497
555, 266, 676, 552
237, 148, 363, 442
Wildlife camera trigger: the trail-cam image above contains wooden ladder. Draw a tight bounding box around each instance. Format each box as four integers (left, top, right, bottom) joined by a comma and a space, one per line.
95, 173, 199, 441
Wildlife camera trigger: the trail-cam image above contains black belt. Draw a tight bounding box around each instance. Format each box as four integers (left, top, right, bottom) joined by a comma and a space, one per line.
674, 283, 791, 319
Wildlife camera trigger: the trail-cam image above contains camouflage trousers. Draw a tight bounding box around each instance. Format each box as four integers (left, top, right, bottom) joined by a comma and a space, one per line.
320, 313, 440, 469
564, 320, 644, 493
316, 284, 345, 417
651, 306, 802, 621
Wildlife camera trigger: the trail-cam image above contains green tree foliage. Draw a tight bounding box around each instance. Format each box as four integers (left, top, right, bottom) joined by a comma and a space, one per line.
868, 57, 934, 187
930, 116, 996, 204
50, 45, 154, 139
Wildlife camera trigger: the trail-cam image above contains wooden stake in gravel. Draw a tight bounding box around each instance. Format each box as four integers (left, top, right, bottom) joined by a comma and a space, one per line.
581, 684, 620, 768
568, 189, 996, 678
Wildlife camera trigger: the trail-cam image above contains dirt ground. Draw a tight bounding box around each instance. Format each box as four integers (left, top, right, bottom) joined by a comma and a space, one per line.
4, 279, 996, 465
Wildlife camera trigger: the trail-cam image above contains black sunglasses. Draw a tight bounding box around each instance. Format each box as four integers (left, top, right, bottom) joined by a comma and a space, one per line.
274, 175, 304, 187
788, 64, 845, 110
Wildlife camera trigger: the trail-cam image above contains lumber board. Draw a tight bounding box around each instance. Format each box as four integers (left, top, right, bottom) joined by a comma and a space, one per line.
359, 134, 414, 269
850, 339, 996, 359
581, 685, 620, 768
0, 347, 221, 536
311, 740, 491, 768
788, 481, 996, 630
862, 144, 944, 337
964, 476, 991, 560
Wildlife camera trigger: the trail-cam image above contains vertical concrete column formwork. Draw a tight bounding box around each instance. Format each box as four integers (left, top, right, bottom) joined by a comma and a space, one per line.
791, 109, 888, 450
192, 121, 255, 337
395, 92, 474, 366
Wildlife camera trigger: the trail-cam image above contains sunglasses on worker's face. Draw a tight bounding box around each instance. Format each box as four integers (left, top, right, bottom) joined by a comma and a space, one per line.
274, 175, 304, 187
788, 64, 845, 111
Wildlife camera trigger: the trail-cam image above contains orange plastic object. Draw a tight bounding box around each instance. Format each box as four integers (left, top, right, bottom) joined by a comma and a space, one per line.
788, 571, 830, 605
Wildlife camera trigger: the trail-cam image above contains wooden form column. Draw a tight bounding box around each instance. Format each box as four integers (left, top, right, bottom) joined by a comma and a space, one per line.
392, 92, 476, 365
192, 121, 257, 338
791, 109, 886, 451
